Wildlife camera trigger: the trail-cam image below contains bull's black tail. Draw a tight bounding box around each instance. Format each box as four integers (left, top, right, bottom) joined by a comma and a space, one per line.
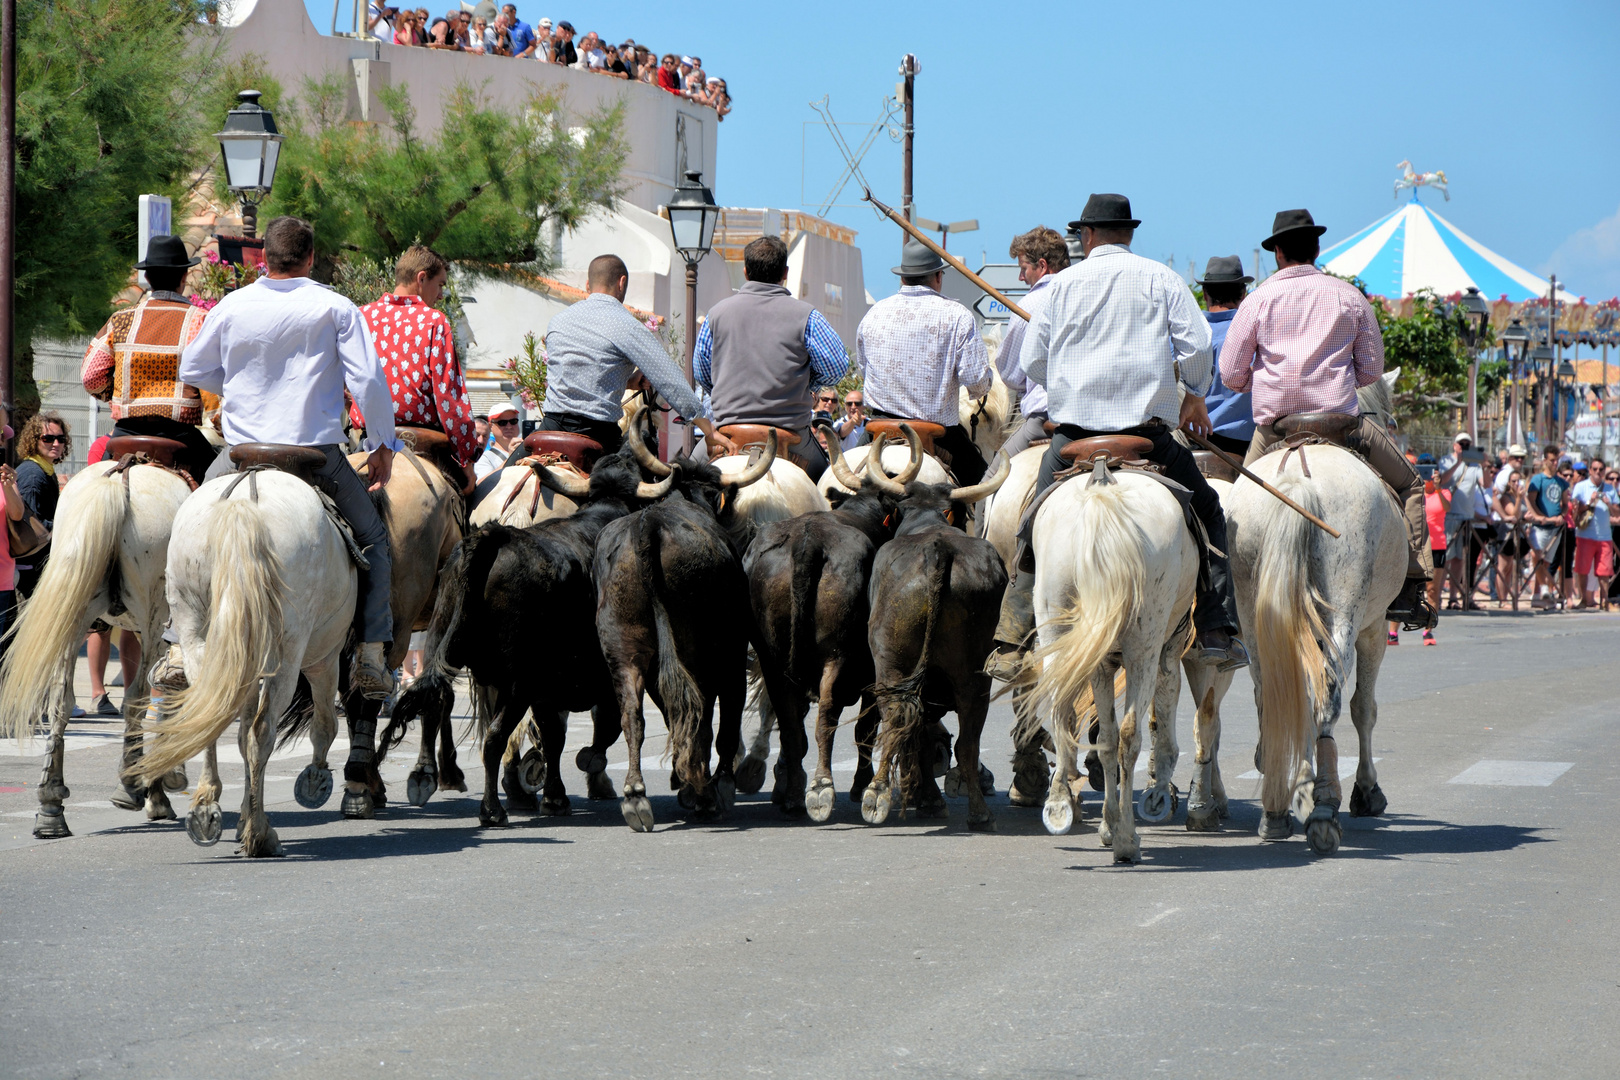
787, 526, 824, 681
636, 515, 706, 792
381, 527, 512, 750
876, 537, 954, 805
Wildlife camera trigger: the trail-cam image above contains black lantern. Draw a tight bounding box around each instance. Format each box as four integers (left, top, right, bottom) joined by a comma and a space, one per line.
215, 90, 284, 241
666, 170, 720, 267
1458, 286, 1489, 348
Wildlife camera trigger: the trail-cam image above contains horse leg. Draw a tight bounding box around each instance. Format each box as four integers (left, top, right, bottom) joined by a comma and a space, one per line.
912, 704, 949, 818
1136, 635, 1183, 827
500, 708, 540, 814
33, 676, 74, 840
406, 701, 440, 806
436, 690, 466, 792
1007, 668, 1050, 808
763, 665, 807, 816
1305, 634, 1357, 856
1041, 691, 1082, 835
184, 742, 225, 847
955, 673, 995, 832
1109, 654, 1156, 864
734, 652, 773, 795
615, 666, 655, 832
1091, 662, 1123, 851
240, 675, 297, 857
577, 700, 620, 801
342, 689, 385, 819
687, 691, 723, 821
1184, 658, 1232, 831
1348, 623, 1389, 818
805, 662, 843, 823
713, 665, 743, 818
849, 691, 878, 802
477, 689, 521, 827
295, 660, 339, 811
860, 681, 903, 825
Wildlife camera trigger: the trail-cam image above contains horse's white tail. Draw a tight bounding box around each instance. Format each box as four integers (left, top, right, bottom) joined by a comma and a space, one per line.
1016, 482, 1144, 750
0, 469, 128, 741
133, 500, 285, 782
1251, 475, 1329, 809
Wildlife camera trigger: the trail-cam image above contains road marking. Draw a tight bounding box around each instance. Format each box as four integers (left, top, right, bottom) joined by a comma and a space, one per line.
1139, 907, 1180, 927
0, 733, 123, 757
1447, 760, 1573, 786
1236, 757, 1378, 782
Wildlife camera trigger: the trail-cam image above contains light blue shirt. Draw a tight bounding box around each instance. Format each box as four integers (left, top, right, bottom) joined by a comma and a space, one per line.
1203, 308, 1254, 440
1572, 477, 1616, 539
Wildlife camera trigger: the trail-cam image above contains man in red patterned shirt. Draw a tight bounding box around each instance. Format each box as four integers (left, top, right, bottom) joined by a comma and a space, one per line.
350, 245, 480, 480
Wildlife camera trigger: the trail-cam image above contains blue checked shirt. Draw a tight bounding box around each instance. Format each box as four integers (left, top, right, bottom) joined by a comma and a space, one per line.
542, 293, 705, 423
692, 308, 849, 392
1020, 245, 1211, 431
856, 285, 992, 427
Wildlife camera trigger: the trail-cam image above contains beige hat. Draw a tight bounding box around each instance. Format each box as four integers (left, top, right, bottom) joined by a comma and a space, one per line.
1508, 443, 1528, 457
1454, 431, 1472, 444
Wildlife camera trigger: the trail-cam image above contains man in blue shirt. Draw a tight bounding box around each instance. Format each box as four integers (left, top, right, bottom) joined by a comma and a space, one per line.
1195, 255, 1254, 456
1526, 444, 1571, 606
502, 4, 534, 56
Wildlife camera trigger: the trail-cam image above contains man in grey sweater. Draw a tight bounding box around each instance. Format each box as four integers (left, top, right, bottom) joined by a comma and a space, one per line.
694, 236, 850, 480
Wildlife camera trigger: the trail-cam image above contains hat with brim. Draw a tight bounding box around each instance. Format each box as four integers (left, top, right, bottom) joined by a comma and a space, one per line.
489, 403, 520, 421
891, 237, 948, 277
1068, 193, 1140, 231
1196, 254, 1253, 286
1261, 208, 1328, 252
134, 235, 200, 271
1508, 443, 1528, 457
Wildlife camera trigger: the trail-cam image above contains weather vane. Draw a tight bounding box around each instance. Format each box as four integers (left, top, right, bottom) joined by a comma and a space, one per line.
1394, 160, 1449, 201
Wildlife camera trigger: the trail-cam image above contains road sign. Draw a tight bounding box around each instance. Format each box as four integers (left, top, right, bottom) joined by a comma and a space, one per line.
973, 292, 1026, 322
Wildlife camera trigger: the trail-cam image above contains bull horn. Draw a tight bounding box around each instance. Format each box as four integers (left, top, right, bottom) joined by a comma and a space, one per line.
818, 420, 864, 490
949, 452, 1012, 504
863, 433, 908, 497
635, 468, 678, 500
892, 423, 924, 484
623, 403, 672, 476
534, 463, 591, 499
726, 430, 776, 488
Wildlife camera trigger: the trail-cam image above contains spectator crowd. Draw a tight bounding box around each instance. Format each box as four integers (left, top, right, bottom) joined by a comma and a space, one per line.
364, 2, 731, 119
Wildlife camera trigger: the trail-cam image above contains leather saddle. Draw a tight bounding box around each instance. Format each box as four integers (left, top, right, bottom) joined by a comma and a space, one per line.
717, 423, 804, 470
1193, 449, 1240, 483
523, 431, 604, 473
1274, 412, 1360, 448
230, 443, 328, 481
865, 419, 947, 455
1059, 434, 1154, 468
400, 425, 474, 496
105, 435, 187, 468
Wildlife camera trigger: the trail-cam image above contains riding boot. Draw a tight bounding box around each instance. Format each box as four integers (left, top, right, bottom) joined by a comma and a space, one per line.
985, 567, 1036, 681
1385, 490, 1439, 630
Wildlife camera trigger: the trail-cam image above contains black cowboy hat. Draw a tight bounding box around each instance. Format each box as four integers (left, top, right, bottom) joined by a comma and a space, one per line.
134, 235, 200, 270
1068, 193, 1140, 231
1260, 208, 1327, 252
891, 236, 948, 277
1196, 254, 1253, 286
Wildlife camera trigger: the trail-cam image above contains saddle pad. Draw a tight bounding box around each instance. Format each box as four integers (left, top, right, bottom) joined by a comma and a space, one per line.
1059, 434, 1154, 465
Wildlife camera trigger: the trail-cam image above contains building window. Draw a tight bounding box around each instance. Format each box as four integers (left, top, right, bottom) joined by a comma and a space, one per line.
823, 282, 844, 315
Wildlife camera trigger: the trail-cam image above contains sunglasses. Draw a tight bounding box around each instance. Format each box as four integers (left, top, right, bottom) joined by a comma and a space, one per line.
38, 434, 66, 444
494, 418, 519, 427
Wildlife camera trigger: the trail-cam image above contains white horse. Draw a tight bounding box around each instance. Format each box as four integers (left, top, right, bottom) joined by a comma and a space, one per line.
1227, 443, 1406, 854
471, 463, 581, 528
0, 459, 198, 837
132, 468, 356, 856
815, 441, 952, 500
959, 370, 1015, 462
1015, 460, 1199, 864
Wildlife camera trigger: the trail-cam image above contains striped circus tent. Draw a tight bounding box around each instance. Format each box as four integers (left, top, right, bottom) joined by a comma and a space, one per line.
1319, 198, 1574, 303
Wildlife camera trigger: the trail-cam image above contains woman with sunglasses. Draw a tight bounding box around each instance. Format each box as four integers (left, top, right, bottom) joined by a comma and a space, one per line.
12, 412, 70, 599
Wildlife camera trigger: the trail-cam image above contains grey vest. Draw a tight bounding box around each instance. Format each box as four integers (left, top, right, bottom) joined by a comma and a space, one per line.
705, 281, 817, 430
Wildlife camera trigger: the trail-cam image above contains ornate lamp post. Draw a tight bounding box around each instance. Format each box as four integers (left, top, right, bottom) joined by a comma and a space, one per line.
1458, 287, 1489, 445
1531, 342, 1554, 445
214, 90, 283, 241
1501, 318, 1531, 448
665, 169, 720, 453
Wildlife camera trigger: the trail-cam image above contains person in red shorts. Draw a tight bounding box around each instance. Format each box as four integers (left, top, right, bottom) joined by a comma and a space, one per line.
1570, 456, 1617, 610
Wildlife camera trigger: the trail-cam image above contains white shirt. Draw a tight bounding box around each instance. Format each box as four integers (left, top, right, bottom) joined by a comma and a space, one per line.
855, 285, 992, 427
181, 276, 400, 453
994, 275, 1053, 416
475, 440, 515, 482
1020, 244, 1212, 431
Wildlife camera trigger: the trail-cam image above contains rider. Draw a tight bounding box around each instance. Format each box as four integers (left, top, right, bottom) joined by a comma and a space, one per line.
987, 193, 1248, 676
79, 235, 220, 481
350, 244, 481, 485
1219, 209, 1435, 629
855, 237, 993, 484
178, 216, 401, 698
694, 235, 849, 480
994, 226, 1069, 460
1196, 255, 1257, 456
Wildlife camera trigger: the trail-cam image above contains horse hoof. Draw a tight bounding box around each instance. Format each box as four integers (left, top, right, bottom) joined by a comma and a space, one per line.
1307, 812, 1342, 855
735, 755, 768, 795
806, 778, 836, 823
185, 804, 222, 846
575, 747, 608, 774
438, 765, 467, 793
715, 775, 736, 817
942, 765, 965, 798
406, 766, 437, 807
341, 789, 375, 820
479, 802, 509, 827
162, 765, 188, 792
977, 762, 996, 796
676, 783, 697, 811
1007, 786, 1044, 808
860, 781, 891, 825
585, 770, 616, 801
1042, 797, 1073, 835
1137, 785, 1174, 824
1258, 811, 1293, 842
145, 795, 177, 822
502, 784, 539, 813
540, 794, 572, 817
33, 809, 72, 839
1112, 841, 1139, 865
1185, 808, 1220, 832
621, 795, 655, 832
294, 765, 333, 809
966, 808, 996, 832
1349, 783, 1387, 817
111, 784, 147, 812
1085, 752, 1105, 792
518, 748, 546, 795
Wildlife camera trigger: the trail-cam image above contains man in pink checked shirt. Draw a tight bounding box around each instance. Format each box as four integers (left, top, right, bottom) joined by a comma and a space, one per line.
1219, 208, 1434, 630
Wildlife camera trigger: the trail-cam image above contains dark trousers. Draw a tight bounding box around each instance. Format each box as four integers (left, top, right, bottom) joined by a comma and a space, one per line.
1206, 430, 1252, 457
0, 590, 13, 663
1041, 421, 1239, 634
869, 409, 988, 485
109, 416, 219, 482
792, 428, 828, 482
205, 444, 393, 644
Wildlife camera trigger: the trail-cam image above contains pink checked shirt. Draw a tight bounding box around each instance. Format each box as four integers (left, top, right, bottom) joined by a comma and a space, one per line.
351, 294, 479, 466
1217, 264, 1385, 425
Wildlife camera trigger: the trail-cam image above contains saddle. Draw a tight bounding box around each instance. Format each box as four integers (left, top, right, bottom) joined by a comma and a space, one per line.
105, 435, 187, 468
1273, 412, 1361, 449
717, 424, 805, 470
865, 419, 947, 455
399, 425, 474, 497
230, 443, 328, 481
524, 430, 604, 473
1193, 450, 1240, 483
1058, 434, 1154, 468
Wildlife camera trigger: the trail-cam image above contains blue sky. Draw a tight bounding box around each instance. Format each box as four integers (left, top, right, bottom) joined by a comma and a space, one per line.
303, 0, 1620, 301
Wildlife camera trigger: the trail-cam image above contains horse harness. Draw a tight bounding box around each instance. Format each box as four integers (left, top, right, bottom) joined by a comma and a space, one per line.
221, 443, 371, 571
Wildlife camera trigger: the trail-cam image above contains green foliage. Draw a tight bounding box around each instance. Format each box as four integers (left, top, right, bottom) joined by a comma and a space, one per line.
328, 254, 473, 359
265, 78, 629, 274
501, 332, 547, 411
1369, 289, 1496, 421
11, 0, 225, 411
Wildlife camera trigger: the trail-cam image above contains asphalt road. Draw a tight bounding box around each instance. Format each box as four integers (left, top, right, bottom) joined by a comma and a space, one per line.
2, 610, 1617, 1079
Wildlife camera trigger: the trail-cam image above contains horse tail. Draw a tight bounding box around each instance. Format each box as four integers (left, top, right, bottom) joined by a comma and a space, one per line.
1251, 473, 1329, 810
876, 537, 953, 805
134, 500, 285, 783
637, 515, 705, 792
786, 526, 823, 679
1020, 482, 1144, 752
0, 468, 128, 741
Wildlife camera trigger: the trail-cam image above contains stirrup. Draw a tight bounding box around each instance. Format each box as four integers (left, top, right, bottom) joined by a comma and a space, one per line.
1387, 581, 1438, 632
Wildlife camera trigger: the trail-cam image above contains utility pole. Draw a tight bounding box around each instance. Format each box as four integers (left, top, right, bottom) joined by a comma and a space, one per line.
899, 54, 917, 224
1, 0, 15, 461
1549, 274, 1560, 447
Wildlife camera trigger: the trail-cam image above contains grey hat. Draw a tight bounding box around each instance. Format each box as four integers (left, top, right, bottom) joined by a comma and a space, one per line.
1196, 254, 1253, 286
891, 236, 948, 277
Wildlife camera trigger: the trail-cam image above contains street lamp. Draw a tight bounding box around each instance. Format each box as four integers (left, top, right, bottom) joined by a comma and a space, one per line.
215, 90, 283, 241
1502, 318, 1531, 448
665, 169, 720, 454
1458, 286, 1489, 444
1532, 342, 1554, 445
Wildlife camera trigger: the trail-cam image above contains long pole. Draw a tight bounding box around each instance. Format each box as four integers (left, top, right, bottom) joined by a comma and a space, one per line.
1182, 429, 1342, 538
863, 189, 1030, 321
1, 0, 15, 460
679, 260, 697, 456
900, 54, 915, 224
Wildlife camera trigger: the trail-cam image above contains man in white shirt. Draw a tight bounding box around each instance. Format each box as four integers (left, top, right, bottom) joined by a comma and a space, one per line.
855, 237, 993, 483
1436, 431, 1486, 609
994, 226, 1069, 458
1570, 455, 1617, 608
180, 217, 401, 698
